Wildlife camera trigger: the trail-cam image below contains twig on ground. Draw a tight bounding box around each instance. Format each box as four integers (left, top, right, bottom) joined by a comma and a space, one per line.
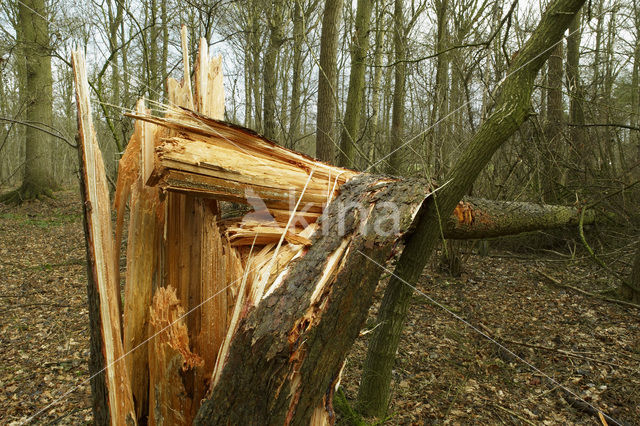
538, 270, 640, 310
476, 321, 635, 371
491, 403, 537, 426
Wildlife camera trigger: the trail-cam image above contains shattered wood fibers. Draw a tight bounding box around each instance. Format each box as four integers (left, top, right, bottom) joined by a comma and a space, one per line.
77, 33, 360, 423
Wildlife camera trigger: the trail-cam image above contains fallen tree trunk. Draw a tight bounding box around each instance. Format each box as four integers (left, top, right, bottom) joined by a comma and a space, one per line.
444, 198, 596, 240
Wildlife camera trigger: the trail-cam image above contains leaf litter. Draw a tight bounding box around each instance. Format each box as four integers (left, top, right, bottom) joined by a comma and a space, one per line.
1, 190, 638, 424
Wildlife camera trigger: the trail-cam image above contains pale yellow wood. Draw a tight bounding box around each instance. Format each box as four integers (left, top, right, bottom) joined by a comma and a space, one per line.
179, 25, 194, 109
72, 50, 136, 425
148, 287, 203, 426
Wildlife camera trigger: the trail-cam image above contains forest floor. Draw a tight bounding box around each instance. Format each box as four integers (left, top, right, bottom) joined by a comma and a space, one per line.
0, 189, 638, 425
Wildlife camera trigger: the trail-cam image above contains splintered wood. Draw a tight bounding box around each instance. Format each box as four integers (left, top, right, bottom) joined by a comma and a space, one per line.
74, 26, 366, 425
72, 51, 136, 425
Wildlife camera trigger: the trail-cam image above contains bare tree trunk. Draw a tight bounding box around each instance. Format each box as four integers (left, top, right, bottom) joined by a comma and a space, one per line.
337, 0, 373, 168
566, 9, 587, 181
386, 0, 406, 174
107, 0, 124, 151
288, 0, 304, 148
147, 0, 160, 102
3, 0, 57, 202
249, 0, 262, 131
316, 0, 343, 162
365, 0, 386, 169
432, 0, 450, 178
357, 0, 586, 417
602, 6, 618, 175
544, 43, 563, 202
633, 1, 640, 176
263, 0, 286, 141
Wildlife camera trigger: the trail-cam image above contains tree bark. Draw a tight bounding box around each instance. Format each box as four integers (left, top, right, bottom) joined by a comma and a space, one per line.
634, 1, 640, 177
365, 0, 386, 169
544, 43, 563, 202
337, 0, 373, 168
432, 0, 450, 177
316, 0, 343, 162
5, 0, 56, 202
194, 174, 429, 424
357, 0, 586, 417
443, 197, 595, 240
288, 0, 304, 148
263, 0, 286, 141
386, 0, 406, 174
566, 10, 586, 173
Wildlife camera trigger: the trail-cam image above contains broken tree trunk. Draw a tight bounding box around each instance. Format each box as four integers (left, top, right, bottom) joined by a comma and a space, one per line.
75, 16, 592, 424
193, 174, 427, 424
77, 27, 414, 425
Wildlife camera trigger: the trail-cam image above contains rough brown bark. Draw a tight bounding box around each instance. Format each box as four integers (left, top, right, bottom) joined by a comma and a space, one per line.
194, 174, 429, 424
7, 0, 56, 202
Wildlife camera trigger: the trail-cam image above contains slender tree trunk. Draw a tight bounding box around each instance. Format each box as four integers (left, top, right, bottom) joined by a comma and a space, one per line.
357, 0, 586, 417
288, 0, 304, 148
633, 1, 640, 175
315, 0, 344, 162
121, 16, 130, 106
263, 0, 286, 141
566, 10, 587, 180
107, 0, 123, 151
248, 0, 262, 131
603, 6, 618, 174
432, 0, 450, 178
366, 1, 385, 169
161, 0, 169, 100
386, 0, 406, 174
147, 0, 160, 102
244, 26, 253, 128
337, 0, 373, 168
544, 43, 563, 202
